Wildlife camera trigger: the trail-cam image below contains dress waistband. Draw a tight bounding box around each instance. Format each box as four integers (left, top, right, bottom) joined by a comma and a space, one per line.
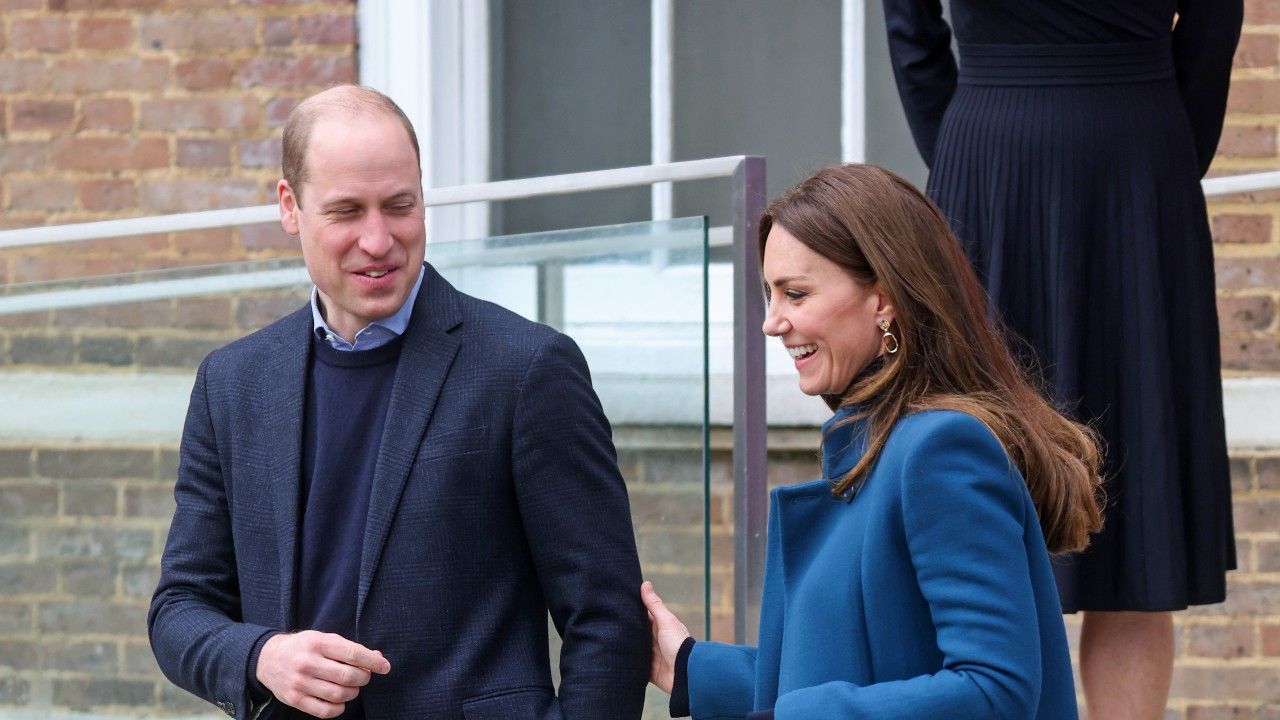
958, 38, 1174, 86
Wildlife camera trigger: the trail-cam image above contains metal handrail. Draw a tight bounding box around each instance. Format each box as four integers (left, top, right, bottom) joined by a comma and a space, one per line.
1202, 170, 1280, 198
0, 156, 746, 249
1, 163, 1274, 250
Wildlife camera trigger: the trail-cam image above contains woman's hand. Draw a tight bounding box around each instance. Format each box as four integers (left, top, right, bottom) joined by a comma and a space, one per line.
640, 580, 691, 694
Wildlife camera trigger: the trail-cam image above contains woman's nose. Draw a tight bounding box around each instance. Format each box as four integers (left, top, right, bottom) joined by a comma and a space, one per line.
761, 304, 789, 336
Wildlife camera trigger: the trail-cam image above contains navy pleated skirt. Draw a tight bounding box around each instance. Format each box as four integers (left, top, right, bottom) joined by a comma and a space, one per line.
929, 39, 1235, 612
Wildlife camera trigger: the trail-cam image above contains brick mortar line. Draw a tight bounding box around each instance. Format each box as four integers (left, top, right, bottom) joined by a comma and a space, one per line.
1161, 659, 1280, 668
1212, 113, 1280, 122
0, 55, 354, 69
1212, 246, 1280, 259
1205, 162, 1280, 173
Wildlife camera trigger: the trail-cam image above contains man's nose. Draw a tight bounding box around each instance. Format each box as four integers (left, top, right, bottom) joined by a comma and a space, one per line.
357, 212, 394, 257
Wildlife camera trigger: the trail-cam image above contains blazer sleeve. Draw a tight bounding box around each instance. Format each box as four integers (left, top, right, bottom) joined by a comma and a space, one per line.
148, 356, 277, 720
771, 413, 1044, 719
882, 0, 958, 168
1173, 0, 1244, 176
511, 332, 650, 720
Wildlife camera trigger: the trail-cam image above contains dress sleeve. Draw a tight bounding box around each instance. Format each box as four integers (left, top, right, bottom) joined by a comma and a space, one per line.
881, 0, 958, 168
1172, 0, 1244, 176
770, 413, 1046, 719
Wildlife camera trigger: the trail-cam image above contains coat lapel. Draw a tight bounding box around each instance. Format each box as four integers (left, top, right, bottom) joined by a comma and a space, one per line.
262, 306, 311, 629
356, 264, 461, 621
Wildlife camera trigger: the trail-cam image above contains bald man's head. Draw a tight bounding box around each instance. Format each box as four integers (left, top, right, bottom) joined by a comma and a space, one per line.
280, 85, 422, 208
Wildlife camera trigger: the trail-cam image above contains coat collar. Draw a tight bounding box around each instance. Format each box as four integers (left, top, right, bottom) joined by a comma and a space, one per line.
820, 405, 871, 502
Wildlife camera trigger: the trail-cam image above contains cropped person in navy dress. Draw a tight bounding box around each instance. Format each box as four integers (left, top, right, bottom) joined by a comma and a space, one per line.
643, 164, 1104, 719
882, 1, 1242, 716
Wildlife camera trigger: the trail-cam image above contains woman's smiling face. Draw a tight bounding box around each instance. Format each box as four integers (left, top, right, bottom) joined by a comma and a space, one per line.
760, 224, 891, 397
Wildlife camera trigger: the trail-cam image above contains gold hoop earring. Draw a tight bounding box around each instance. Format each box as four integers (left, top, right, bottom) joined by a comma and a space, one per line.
878, 319, 899, 354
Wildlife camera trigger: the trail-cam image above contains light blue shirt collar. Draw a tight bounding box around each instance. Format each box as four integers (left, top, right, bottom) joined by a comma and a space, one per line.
311, 264, 426, 351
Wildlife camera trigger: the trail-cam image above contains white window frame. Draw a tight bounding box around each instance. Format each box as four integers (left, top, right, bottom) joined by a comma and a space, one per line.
358, 0, 490, 244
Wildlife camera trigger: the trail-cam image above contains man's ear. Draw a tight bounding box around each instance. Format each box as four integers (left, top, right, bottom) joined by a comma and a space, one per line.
278, 179, 300, 236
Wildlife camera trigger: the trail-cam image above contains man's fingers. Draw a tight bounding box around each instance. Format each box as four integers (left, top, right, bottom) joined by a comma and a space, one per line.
272, 681, 346, 720
316, 634, 391, 674
299, 676, 361, 705
309, 657, 373, 689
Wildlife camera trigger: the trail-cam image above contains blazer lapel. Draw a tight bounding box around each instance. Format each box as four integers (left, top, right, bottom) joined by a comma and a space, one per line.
356, 264, 462, 621
262, 306, 311, 629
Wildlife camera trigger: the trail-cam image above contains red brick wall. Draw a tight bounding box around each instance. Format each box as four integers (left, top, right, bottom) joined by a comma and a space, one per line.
0, 0, 355, 286
1213, 1, 1280, 375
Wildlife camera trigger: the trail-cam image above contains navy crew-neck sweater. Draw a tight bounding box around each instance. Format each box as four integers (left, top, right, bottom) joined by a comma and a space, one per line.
294, 333, 403, 717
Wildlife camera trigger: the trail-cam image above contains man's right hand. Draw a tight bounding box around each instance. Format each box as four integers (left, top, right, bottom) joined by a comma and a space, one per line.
255, 631, 391, 718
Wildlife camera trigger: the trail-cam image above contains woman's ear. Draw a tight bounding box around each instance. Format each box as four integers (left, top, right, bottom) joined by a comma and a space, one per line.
872, 282, 895, 325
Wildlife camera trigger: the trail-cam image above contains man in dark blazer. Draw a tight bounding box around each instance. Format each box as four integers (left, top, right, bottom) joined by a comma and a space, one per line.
148, 85, 649, 720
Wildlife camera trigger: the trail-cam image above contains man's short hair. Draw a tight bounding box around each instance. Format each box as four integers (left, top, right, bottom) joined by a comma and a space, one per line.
281, 85, 422, 207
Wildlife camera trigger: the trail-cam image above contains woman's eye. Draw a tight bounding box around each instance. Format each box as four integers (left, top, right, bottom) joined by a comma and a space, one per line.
785, 289, 807, 301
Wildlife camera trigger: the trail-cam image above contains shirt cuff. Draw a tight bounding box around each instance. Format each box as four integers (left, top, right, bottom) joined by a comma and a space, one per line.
246, 630, 279, 699
669, 636, 696, 717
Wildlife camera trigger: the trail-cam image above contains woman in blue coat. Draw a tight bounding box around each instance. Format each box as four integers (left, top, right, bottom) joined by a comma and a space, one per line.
642, 164, 1104, 719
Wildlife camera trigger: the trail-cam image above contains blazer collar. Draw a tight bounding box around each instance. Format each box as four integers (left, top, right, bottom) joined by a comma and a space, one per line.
262, 304, 313, 628
356, 262, 462, 622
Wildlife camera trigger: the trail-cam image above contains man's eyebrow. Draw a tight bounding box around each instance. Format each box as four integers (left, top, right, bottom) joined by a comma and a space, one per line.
320, 196, 359, 209
319, 190, 417, 209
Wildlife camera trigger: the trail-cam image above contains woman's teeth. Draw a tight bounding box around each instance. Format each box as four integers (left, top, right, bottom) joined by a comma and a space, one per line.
788, 344, 817, 359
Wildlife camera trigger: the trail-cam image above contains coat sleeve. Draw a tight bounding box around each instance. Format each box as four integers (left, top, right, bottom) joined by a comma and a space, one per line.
687, 487, 784, 719
687, 642, 760, 720
771, 413, 1045, 719
882, 0, 958, 168
1173, 0, 1243, 176
148, 356, 277, 720
511, 332, 650, 720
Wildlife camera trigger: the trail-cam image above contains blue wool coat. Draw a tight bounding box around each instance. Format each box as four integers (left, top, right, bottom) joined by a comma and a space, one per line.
689, 408, 1078, 719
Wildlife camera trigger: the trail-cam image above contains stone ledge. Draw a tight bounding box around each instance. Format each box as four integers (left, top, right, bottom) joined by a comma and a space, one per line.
0, 371, 1274, 450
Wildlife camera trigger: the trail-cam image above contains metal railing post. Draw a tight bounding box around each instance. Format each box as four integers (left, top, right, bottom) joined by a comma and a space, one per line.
732, 156, 768, 644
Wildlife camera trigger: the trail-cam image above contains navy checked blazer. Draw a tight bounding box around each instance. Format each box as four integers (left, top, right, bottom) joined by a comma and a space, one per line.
148, 262, 649, 719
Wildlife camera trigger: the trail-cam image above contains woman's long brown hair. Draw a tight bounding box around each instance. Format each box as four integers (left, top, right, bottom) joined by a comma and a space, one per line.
762, 164, 1103, 554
